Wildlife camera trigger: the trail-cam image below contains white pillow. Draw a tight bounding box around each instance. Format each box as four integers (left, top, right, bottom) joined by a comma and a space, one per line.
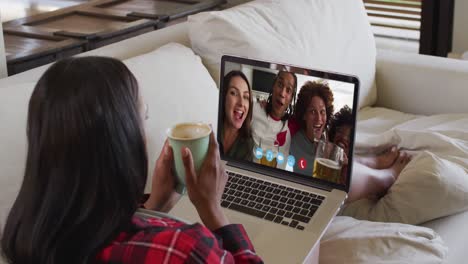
341, 151, 468, 225
188, 0, 377, 109
321, 216, 448, 264
0, 82, 35, 226
0, 44, 218, 224
123, 43, 219, 192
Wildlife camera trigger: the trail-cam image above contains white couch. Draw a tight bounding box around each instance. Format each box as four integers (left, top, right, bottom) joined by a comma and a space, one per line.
1, 1, 468, 263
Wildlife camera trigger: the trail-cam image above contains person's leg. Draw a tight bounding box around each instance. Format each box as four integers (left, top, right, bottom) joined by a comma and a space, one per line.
347, 152, 411, 203
355, 146, 399, 170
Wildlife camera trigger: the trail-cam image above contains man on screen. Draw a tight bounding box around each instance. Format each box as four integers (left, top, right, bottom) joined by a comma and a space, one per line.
251, 71, 298, 168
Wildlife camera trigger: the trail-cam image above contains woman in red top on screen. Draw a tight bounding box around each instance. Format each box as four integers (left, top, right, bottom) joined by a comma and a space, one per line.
0, 57, 263, 264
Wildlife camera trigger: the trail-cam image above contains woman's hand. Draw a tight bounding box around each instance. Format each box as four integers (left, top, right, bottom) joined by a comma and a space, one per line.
182, 131, 229, 230
144, 140, 181, 212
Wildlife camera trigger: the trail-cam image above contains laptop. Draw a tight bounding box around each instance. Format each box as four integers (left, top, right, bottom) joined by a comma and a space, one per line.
170, 55, 360, 263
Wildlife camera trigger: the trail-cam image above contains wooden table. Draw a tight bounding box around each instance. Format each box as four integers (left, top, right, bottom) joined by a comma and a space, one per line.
3, 0, 226, 75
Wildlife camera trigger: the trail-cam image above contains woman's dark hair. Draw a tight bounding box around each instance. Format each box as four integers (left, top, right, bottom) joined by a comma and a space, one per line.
266, 71, 297, 122
294, 80, 335, 131
329, 105, 353, 141
222, 70, 253, 138
1, 57, 148, 264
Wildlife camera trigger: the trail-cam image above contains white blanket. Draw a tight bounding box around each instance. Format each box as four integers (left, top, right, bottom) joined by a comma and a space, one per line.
342, 107, 468, 224
320, 216, 448, 264
320, 107, 468, 264
355, 107, 468, 156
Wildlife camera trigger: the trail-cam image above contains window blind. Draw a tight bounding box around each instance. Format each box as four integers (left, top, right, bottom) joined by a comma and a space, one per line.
364, 0, 422, 41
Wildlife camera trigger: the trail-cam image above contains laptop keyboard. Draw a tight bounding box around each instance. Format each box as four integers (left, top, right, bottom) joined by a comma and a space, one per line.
221, 171, 325, 231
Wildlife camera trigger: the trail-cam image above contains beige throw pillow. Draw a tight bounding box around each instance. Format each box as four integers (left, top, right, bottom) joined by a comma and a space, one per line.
188, 0, 377, 109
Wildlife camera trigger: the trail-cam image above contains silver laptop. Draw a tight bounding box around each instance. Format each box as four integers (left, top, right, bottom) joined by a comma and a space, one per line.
170, 55, 359, 263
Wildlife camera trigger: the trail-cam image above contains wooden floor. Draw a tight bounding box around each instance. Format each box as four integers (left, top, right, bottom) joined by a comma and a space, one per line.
0, 0, 93, 22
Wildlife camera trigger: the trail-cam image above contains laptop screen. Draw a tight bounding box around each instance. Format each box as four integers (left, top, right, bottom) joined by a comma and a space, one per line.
218, 55, 359, 191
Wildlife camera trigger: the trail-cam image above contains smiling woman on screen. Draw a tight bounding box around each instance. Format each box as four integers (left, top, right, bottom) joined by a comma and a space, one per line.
220, 70, 254, 161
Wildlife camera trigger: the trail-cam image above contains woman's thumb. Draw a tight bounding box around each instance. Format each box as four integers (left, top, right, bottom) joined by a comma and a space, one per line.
182, 147, 196, 185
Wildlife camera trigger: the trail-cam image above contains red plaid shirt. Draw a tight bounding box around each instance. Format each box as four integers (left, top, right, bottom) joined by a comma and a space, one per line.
96, 214, 263, 263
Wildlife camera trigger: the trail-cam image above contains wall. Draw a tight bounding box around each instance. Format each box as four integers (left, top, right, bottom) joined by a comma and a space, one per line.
452, 0, 468, 55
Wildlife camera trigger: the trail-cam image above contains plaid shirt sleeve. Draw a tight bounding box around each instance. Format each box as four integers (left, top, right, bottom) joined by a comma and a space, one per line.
96, 216, 263, 264
212, 224, 263, 263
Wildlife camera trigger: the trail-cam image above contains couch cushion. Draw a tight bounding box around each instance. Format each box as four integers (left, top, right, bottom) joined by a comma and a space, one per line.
188, 0, 377, 109
123, 43, 219, 192
0, 82, 35, 226
0, 43, 218, 226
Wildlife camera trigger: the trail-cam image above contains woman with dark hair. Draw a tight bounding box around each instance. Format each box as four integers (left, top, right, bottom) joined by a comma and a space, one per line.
0, 57, 263, 264
329, 106, 412, 202
220, 70, 254, 160
289, 81, 334, 175
251, 70, 297, 168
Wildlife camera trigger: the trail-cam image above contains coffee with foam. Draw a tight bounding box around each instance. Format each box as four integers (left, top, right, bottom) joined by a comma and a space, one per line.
169, 123, 211, 140
167, 122, 211, 194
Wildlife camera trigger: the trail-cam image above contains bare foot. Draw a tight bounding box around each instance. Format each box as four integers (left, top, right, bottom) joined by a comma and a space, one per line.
387, 152, 412, 181
357, 146, 399, 169
372, 152, 411, 198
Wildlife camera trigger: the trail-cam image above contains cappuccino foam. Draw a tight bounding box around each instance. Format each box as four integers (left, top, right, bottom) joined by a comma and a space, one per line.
170, 123, 211, 139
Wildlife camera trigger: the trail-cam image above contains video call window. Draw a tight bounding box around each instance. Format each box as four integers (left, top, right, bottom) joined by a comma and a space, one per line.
221, 61, 356, 187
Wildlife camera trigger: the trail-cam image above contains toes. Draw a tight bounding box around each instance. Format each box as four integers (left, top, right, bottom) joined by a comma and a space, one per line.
406, 153, 414, 161
377, 145, 400, 168
405, 155, 412, 164
399, 152, 411, 165
395, 152, 403, 163
397, 152, 406, 164
388, 146, 400, 161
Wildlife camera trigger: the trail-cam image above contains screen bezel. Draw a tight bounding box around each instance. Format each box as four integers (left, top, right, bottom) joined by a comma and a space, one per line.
218, 55, 360, 193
